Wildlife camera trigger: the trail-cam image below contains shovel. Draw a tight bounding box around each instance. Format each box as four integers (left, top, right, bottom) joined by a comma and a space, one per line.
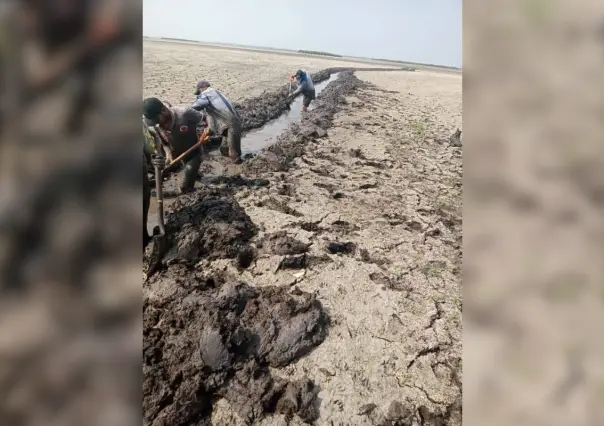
146, 154, 168, 278
162, 134, 211, 175
148, 134, 211, 185
285, 79, 293, 111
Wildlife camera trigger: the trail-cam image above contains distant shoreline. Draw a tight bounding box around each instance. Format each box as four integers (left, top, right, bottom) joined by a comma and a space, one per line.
143, 36, 462, 74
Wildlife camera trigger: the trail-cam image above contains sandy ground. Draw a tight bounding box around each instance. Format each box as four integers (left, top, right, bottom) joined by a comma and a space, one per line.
143, 40, 396, 104
143, 43, 461, 426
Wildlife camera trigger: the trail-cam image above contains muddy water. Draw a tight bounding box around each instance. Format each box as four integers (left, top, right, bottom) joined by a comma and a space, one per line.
147, 73, 341, 235
240, 72, 340, 154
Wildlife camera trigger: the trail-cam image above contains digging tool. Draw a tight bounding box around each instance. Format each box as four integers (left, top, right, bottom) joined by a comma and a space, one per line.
146, 154, 168, 278
162, 134, 211, 176
285, 78, 293, 110
148, 134, 212, 186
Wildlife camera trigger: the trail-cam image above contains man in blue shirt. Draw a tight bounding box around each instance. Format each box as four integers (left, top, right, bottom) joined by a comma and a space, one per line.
287, 69, 315, 112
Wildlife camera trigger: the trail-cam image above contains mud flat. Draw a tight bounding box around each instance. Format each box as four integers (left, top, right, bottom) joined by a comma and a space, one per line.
144, 48, 462, 424
143, 40, 403, 104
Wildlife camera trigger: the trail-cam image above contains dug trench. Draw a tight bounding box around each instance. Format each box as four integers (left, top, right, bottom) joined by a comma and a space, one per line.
144, 68, 462, 425
146, 67, 411, 233
144, 70, 372, 426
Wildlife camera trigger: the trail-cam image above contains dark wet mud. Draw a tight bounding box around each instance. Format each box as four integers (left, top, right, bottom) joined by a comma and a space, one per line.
144, 272, 329, 426
149, 186, 258, 268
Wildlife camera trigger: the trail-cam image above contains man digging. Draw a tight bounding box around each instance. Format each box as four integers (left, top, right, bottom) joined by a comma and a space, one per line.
287, 69, 315, 112
142, 97, 207, 194
191, 80, 243, 164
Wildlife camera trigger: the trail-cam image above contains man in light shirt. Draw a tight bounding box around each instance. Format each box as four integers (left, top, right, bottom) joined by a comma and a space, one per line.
192, 80, 243, 164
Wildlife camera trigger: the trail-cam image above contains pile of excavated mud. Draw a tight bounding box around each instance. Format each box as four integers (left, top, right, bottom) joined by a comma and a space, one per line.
243, 70, 368, 175
143, 188, 330, 424
233, 67, 409, 133
143, 270, 329, 425
145, 186, 257, 270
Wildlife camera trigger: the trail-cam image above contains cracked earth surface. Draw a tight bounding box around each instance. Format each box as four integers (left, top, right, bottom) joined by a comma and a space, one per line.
207, 71, 462, 425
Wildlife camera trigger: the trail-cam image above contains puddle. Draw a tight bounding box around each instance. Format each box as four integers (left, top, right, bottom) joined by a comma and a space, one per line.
240, 72, 341, 154
147, 72, 341, 235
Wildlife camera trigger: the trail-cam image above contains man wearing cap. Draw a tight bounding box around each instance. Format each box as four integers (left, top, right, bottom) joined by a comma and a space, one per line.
142, 97, 206, 193
192, 80, 243, 164
287, 70, 315, 112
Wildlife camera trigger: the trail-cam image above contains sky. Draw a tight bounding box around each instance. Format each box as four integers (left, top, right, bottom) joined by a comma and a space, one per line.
143, 0, 462, 68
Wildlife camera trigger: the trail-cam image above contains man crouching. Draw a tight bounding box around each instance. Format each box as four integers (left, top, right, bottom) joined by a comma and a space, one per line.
192, 80, 243, 164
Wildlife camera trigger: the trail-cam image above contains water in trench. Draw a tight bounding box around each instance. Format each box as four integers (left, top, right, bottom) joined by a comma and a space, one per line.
240, 72, 340, 154
146, 73, 341, 235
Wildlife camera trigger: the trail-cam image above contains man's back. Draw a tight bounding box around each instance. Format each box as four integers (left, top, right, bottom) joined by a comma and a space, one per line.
297, 71, 315, 92
167, 106, 203, 155
192, 88, 240, 134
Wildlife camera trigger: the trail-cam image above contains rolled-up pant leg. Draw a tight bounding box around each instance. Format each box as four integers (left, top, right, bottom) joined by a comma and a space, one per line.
180, 150, 202, 192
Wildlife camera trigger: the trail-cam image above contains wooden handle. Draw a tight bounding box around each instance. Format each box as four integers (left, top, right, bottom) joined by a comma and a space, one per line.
163, 135, 210, 174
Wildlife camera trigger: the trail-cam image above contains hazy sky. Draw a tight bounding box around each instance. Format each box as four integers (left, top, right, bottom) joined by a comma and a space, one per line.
143, 0, 462, 68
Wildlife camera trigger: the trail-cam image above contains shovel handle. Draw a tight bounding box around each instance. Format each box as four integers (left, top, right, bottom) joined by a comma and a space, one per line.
163, 134, 210, 175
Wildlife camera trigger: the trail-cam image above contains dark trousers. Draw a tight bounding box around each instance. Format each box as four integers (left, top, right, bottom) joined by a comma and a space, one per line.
180, 150, 202, 192
218, 122, 242, 163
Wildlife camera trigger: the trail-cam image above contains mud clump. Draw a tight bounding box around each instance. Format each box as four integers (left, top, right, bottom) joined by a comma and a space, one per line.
369, 272, 409, 292
258, 231, 310, 256
277, 253, 331, 271
143, 277, 329, 425
374, 396, 461, 426
144, 188, 257, 270
237, 246, 257, 268
327, 241, 357, 255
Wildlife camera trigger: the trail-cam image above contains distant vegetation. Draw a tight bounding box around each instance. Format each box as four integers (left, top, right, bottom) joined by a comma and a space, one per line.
160, 37, 199, 43
298, 50, 343, 58
144, 37, 459, 70
372, 57, 460, 70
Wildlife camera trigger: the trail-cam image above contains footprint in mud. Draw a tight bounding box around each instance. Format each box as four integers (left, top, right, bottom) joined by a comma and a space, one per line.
359, 248, 392, 267
143, 275, 329, 426
369, 272, 409, 292
313, 182, 337, 193
256, 196, 303, 217
349, 148, 366, 159
276, 183, 296, 197
309, 166, 333, 178
358, 181, 378, 190
297, 221, 324, 233
277, 253, 331, 271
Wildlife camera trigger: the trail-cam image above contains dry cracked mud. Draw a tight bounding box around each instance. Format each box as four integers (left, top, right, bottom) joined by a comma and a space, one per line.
144, 43, 461, 426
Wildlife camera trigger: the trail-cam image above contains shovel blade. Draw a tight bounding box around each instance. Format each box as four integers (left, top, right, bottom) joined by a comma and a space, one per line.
146, 234, 168, 278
